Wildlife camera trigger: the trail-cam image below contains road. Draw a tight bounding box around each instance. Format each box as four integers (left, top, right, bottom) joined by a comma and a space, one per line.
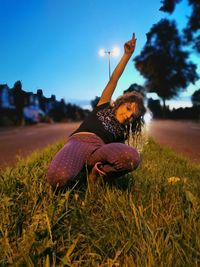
0, 120, 199, 170
148, 120, 200, 165
0, 122, 80, 169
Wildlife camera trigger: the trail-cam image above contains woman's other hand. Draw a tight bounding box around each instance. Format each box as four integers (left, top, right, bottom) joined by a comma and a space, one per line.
124, 33, 136, 54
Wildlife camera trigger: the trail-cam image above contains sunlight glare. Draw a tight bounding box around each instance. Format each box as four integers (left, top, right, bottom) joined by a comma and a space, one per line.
112, 47, 120, 57
144, 112, 152, 124
99, 49, 105, 57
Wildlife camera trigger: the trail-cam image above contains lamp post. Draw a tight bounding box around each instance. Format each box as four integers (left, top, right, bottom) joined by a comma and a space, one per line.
99, 47, 120, 80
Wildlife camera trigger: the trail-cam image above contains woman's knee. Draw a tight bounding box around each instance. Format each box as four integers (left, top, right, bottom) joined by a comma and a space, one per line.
120, 147, 140, 171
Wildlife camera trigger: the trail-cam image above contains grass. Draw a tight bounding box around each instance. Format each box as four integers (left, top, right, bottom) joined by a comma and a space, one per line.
0, 137, 200, 266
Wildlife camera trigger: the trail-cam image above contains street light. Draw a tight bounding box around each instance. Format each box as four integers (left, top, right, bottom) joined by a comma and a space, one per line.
99, 47, 120, 80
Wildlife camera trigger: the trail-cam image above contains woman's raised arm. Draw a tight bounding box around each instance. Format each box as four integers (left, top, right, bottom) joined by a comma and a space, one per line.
97, 33, 136, 106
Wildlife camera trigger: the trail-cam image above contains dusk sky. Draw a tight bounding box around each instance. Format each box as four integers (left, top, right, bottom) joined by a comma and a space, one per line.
0, 0, 199, 109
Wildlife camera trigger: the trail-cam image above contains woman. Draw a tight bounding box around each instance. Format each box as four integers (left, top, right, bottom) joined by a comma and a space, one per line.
47, 34, 146, 188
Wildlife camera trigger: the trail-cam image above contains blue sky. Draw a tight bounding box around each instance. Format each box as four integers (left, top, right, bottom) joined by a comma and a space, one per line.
0, 0, 199, 109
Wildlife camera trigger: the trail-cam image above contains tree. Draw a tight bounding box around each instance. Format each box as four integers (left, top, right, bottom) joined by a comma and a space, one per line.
123, 83, 146, 97
191, 89, 200, 106
37, 89, 46, 112
159, 0, 182, 13
90, 96, 100, 110
160, 0, 200, 53
13, 80, 22, 91
147, 98, 163, 118
134, 19, 198, 114
12, 80, 26, 124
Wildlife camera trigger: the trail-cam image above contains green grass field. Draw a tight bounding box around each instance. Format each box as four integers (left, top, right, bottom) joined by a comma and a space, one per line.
0, 138, 200, 266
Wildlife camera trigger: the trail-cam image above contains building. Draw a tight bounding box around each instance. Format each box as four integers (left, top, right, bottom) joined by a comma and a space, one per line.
0, 84, 14, 109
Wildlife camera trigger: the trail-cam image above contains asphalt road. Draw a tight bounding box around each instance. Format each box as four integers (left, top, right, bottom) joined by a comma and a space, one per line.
0, 120, 199, 170
0, 122, 80, 170
148, 120, 200, 165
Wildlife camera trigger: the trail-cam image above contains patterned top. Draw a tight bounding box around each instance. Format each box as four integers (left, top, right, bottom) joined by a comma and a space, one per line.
72, 102, 126, 143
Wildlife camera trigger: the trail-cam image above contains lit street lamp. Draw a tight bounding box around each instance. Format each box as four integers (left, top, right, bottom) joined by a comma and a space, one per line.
99, 47, 120, 80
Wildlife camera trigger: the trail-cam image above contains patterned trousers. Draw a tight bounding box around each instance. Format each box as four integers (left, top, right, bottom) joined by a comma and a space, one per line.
46, 133, 140, 188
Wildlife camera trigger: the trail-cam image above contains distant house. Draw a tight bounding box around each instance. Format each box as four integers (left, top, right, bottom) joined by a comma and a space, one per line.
0, 84, 15, 126
0, 84, 15, 109
0, 81, 87, 126
23, 92, 45, 123
26, 92, 39, 107
45, 94, 59, 114
36, 89, 46, 112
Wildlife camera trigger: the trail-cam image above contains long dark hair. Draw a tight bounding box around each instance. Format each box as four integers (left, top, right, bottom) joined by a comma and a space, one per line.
112, 91, 146, 142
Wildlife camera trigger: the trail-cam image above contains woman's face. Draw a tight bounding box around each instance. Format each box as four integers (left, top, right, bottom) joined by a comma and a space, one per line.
115, 102, 139, 124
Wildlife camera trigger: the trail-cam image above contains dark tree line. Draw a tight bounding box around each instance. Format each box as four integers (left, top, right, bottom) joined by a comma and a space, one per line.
192, 89, 200, 106
147, 96, 200, 120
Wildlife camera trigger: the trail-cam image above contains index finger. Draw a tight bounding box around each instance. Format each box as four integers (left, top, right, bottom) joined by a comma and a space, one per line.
132, 33, 135, 40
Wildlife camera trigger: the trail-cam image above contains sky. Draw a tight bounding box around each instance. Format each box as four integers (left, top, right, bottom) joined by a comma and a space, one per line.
0, 0, 199, 109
